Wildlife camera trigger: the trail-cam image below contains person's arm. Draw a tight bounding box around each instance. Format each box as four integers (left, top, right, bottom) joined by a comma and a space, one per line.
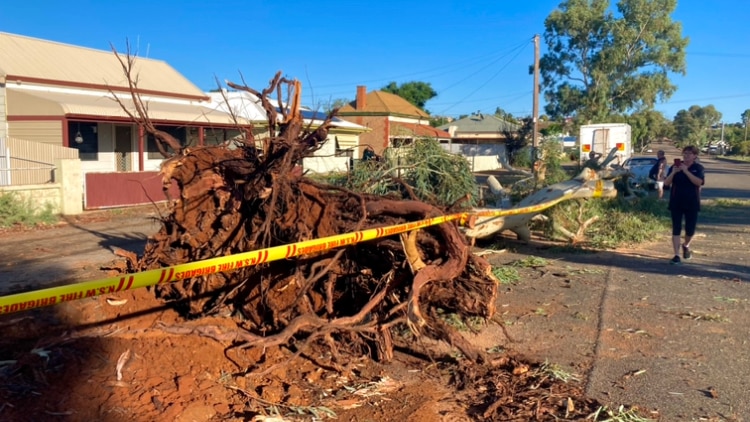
683, 164, 705, 187
669, 163, 704, 187
664, 164, 678, 187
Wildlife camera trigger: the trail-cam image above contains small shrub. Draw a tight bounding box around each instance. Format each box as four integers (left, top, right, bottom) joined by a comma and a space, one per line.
0, 192, 58, 228
569, 149, 581, 162
540, 140, 570, 185
512, 146, 533, 169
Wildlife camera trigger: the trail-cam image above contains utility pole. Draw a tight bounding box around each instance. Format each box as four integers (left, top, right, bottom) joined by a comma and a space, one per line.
532, 34, 540, 168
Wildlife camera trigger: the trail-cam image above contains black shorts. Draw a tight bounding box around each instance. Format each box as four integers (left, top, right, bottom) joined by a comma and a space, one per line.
671, 208, 698, 236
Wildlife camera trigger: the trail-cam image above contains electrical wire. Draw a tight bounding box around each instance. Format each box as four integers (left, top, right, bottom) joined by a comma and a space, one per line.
305, 37, 535, 115
436, 41, 531, 115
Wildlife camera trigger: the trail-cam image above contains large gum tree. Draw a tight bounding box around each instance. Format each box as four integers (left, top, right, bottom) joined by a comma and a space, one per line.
540, 0, 688, 122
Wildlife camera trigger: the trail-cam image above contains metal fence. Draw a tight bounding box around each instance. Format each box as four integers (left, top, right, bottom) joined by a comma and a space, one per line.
0, 137, 79, 186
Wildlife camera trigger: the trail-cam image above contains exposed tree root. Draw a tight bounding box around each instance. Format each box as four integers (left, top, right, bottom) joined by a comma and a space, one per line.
123, 74, 499, 371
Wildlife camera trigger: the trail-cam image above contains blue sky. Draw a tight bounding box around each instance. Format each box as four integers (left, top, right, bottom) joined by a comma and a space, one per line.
2, 0, 749, 123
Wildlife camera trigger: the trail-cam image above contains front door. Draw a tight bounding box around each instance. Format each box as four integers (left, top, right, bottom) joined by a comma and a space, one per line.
114, 126, 132, 172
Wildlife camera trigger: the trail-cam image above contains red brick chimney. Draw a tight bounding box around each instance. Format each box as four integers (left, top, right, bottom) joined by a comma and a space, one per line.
356, 85, 367, 110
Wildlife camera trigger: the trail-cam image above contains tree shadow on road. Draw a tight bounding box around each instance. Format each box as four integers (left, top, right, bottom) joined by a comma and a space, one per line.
483, 233, 749, 285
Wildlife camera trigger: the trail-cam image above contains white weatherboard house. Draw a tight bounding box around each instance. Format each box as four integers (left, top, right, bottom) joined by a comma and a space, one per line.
0, 32, 246, 208
438, 113, 521, 172
208, 90, 369, 174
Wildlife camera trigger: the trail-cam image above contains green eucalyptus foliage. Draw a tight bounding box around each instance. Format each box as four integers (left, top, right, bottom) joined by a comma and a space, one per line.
399, 139, 479, 207
540, 0, 688, 121
672, 105, 722, 148
540, 195, 670, 248
328, 138, 479, 208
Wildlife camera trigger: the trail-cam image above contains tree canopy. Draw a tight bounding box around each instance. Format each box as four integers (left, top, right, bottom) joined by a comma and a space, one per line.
672, 105, 721, 147
613, 109, 672, 151
494, 107, 519, 124
381, 81, 437, 110
540, 0, 688, 122
320, 98, 350, 114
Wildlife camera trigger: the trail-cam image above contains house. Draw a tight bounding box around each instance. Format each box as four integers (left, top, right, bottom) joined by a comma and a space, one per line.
437, 113, 520, 171
0, 32, 245, 208
208, 90, 370, 173
337, 86, 450, 158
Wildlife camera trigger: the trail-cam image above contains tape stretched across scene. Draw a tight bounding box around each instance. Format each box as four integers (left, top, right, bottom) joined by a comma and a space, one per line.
0, 195, 573, 316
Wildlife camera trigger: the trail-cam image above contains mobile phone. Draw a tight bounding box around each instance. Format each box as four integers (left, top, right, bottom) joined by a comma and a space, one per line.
674, 158, 681, 167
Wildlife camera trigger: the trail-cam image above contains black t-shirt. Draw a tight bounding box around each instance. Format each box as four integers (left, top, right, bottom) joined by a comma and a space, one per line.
668, 162, 705, 211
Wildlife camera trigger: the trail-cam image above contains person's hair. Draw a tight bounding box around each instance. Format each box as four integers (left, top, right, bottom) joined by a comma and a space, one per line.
657, 150, 665, 156
682, 145, 699, 155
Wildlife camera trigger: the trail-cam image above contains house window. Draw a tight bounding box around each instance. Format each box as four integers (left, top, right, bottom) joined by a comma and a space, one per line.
147, 126, 187, 159
68, 122, 98, 161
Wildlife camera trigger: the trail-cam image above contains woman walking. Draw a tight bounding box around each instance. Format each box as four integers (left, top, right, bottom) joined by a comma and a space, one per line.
664, 145, 705, 264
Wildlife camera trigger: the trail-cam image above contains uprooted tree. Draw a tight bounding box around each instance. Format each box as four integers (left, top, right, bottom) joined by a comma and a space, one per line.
105, 46, 631, 417
111, 48, 499, 365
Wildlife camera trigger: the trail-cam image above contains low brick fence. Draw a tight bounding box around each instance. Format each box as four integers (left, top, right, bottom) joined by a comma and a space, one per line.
0, 158, 83, 215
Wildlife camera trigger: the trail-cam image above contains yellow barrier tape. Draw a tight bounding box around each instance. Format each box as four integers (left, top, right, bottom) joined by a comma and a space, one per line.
0, 196, 570, 316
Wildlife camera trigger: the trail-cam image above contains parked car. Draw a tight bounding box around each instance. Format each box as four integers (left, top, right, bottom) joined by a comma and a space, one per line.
623, 156, 658, 189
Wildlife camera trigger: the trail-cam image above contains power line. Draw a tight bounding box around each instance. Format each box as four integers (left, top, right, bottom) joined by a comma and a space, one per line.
436, 42, 531, 115
304, 37, 534, 109
659, 92, 750, 105
309, 38, 532, 91
687, 51, 750, 59
429, 40, 530, 94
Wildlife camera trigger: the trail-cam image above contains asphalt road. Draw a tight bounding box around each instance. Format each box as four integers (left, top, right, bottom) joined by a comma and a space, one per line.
477, 153, 750, 420
586, 154, 750, 419
0, 209, 162, 295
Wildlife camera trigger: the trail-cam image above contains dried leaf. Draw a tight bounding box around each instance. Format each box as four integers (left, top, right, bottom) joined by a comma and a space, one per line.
330, 398, 362, 409
106, 298, 128, 306
512, 363, 529, 375
566, 397, 575, 416
116, 349, 131, 381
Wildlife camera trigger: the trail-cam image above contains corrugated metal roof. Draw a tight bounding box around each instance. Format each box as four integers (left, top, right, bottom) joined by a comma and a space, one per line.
339, 90, 430, 118
0, 32, 205, 98
208, 91, 267, 121
7, 88, 248, 126
437, 114, 520, 133
209, 90, 369, 131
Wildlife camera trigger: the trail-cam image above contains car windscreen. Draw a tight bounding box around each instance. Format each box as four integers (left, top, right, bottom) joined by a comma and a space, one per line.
629, 159, 657, 166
